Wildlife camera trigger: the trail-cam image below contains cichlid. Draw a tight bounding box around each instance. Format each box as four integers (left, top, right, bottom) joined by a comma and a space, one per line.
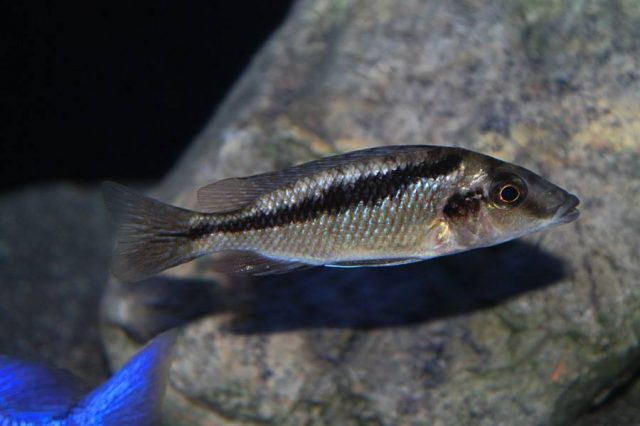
104, 145, 580, 282
0, 332, 175, 425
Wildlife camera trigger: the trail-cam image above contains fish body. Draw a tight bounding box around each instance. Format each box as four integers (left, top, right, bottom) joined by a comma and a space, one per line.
104, 145, 580, 282
0, 332, 175, 425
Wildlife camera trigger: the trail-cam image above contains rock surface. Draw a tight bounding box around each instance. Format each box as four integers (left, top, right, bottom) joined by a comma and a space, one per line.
101, 0, 640, 425
575, 371, 640, 426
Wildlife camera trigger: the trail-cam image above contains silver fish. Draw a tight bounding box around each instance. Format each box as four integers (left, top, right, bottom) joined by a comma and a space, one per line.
103, 145, 580, 282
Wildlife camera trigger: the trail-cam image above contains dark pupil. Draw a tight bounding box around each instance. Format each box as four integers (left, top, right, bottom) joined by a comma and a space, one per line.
500, 185, 519, 202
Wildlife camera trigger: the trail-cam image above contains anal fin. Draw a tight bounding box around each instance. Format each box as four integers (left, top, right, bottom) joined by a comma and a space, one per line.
325, 258, 422, 268
211, 251, 312, 276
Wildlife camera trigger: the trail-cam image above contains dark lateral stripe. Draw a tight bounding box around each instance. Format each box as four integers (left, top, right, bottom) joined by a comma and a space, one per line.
189, 154, 462, 236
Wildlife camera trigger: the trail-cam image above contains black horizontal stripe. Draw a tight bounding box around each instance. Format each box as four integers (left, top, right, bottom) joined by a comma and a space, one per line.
188, 153, 462, 236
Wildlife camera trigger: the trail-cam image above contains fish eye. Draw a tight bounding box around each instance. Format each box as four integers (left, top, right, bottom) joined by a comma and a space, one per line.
499, 184, 520, 203
490, 173, 527, 209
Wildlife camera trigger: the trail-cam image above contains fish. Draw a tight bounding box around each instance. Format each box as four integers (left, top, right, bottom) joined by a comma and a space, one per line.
0, 331, 175, 425
103, 145, 580, 282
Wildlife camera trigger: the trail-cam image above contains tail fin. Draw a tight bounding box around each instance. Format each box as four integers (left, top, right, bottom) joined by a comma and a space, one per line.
103, 181, 202, 282
70, 331, 177, 426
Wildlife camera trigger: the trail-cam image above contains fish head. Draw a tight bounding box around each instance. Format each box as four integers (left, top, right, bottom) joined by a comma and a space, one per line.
441, 153, 580, 250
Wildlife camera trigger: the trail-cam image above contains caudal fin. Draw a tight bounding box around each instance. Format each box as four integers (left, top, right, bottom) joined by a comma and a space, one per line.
70, 331, 177, 426
103, 181, 202, 282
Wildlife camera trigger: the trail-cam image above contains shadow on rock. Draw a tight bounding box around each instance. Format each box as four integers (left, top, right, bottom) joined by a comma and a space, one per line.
104, 239, 567, 340
101, 276, 219, 342
231, 239, 567, 333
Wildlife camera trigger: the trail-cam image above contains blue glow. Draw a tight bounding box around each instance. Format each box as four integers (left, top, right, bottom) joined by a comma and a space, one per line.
0, 332, 175, 426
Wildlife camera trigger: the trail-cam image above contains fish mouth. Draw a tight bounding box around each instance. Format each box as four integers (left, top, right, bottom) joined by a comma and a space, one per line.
555, 194, 580, 223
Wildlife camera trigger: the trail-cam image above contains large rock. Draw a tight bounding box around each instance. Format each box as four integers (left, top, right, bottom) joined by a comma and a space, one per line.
101, 0, 640, 425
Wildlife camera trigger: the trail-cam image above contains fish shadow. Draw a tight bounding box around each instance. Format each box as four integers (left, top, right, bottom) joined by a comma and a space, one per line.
109, 240, 566, 340
230, 240, 566, 333
103, 275, 219, 342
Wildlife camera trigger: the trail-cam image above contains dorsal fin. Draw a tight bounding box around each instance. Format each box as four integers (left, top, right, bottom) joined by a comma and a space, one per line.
197, 145, 434, 213
197, 177, 269, 213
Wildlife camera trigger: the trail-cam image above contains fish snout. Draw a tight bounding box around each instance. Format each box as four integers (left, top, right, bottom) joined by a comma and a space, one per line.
554, 193, 580, 223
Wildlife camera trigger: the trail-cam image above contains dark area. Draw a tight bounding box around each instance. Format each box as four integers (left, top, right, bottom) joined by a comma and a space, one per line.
0, 185, 111, 387
237, 240, 564, 333
586, 366, 640, 413
576, 367, 640, 426
102, 276, 218, 342
107, 239, 565, 340
0, 1, 294, 191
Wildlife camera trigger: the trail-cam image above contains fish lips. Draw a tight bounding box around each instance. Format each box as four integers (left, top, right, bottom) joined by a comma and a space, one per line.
554, 193, 580, 224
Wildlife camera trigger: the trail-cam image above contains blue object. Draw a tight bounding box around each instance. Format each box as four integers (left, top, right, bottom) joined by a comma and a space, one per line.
0, 332, 175, 425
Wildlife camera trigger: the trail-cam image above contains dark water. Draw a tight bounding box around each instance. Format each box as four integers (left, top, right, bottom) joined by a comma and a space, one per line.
1, 1, 294, 190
